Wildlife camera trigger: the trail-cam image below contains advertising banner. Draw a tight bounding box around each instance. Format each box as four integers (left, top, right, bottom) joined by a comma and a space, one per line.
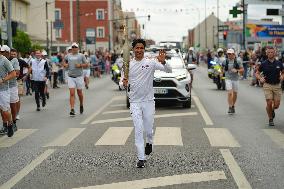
246, 24, 284, 38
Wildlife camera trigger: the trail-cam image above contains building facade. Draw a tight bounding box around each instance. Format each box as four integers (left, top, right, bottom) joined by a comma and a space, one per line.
188, 13, 221, 50
55, 0, 111, 52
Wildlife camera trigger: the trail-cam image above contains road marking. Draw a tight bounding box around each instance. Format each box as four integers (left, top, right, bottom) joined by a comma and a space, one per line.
0, 129, 37, 148
263, 129, 284, 148
81, 96, 125, 125
204, 128, 240, 147
95, 127, 133, 145
0, 149, 55, 189
43, 128, 85, 147
102, 110, 130, 114
91, 112, 198, 124
220, 149, 252, 189
110, 104, 126, 107
192, 96, 213, 125
73, 171, 226, 189
154, 127, 183, 146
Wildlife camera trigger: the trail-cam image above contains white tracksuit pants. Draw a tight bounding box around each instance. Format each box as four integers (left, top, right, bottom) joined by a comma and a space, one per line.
130, 100, 155, 160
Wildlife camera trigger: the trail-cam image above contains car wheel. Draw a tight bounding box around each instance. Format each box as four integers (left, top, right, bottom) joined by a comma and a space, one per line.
182, 99, 191, 108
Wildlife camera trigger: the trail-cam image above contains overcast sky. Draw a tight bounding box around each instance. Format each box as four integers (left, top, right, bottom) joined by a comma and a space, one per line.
120, 0, 282, 42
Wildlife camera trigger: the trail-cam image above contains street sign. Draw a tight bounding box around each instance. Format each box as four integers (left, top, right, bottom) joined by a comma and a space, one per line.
218, 25, 229, 31
1, 32, 7, 40
229, 6, 243, 18
53, 20, 64, 29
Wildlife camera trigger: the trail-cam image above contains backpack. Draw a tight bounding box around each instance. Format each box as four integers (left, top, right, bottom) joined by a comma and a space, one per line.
224, 58, 239, 71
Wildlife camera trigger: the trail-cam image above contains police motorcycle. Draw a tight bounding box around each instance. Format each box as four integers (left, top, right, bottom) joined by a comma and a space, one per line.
210, 60, 226, 90
111, 64, 122, 89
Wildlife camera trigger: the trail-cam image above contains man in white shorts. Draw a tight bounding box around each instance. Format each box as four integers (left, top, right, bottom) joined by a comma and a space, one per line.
1, 45, 20, 131
63, 43, 89, 116
83, 52, 91, 89
222, 49, 244, 114
0, 48, 17, 137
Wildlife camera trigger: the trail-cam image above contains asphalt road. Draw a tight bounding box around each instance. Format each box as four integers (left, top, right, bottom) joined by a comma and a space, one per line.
0, 66, 283, 189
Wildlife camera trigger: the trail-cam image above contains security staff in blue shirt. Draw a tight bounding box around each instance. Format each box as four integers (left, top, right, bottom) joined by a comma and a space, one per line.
256, 47, 284, 126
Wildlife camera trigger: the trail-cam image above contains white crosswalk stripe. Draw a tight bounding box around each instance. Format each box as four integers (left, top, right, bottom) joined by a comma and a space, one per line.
153, 127, 183, 146
0, 129, 38, 148
95, 127, 183, 146
204, 128, 240, 147
43, 128, 85, 147
95, 127, 133, 145
263, 129, 284, 148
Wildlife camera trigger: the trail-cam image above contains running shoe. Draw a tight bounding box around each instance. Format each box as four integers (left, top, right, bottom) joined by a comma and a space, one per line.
232, 106, 235, 114
269, 119, 274, 127
228, 107, 233, 114
70, 109, 76, 117
80, 106, 84, 114
136, 160, 145, 168
36, 107, 41, 111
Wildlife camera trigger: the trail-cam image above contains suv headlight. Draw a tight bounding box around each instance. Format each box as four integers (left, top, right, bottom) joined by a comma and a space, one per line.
176, 74, 187, 81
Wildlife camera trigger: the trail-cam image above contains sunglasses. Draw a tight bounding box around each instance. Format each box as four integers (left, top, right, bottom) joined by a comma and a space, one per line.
72, 46, 78, 48
227, 53, 234, 55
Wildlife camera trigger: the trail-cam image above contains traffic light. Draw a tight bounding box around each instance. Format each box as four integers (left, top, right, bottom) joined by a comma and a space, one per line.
223, 31, 227, 40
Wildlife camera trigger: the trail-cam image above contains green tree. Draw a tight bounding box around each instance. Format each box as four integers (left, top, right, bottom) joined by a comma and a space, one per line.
31, 42, 43, 51
12, 30, 32, 55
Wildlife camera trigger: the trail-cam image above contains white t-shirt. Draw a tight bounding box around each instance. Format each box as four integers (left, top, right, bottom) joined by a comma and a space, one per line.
123, 57, 172, 103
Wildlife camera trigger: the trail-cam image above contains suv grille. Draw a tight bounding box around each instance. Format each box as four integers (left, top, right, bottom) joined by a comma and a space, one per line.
153, 80, 176, 87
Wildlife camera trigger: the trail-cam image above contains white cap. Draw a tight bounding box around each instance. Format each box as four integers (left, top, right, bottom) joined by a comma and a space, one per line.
1, 45, 10, 52
67, 46, 72, 51
189, 47, 194, 51
71, 42, 79, 48
217, 48, 223, 53
42, 50, 47, 56
227, 48, 235, 54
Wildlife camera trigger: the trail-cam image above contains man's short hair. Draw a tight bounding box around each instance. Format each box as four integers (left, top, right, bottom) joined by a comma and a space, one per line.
10, 48, 17, 53
132, 39, 146, 48
266, 46, 275, 51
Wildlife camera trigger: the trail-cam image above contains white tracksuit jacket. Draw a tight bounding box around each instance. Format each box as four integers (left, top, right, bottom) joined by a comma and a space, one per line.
120, 57, 172, 160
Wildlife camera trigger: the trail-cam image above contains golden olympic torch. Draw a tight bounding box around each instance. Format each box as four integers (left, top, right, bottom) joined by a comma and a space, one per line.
122, 16, 130, 82
122, 39, 130, 80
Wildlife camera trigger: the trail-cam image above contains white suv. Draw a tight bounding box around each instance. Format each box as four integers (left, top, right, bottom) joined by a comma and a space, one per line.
153, 53, 196, 108
126, 51, 196, 108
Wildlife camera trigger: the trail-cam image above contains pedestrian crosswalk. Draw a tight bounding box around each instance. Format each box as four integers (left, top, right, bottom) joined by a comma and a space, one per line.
0, 122, 283, 150
0, 129, 37, 148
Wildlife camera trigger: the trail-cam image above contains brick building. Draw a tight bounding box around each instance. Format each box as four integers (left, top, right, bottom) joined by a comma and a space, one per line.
55, 0, 110, 52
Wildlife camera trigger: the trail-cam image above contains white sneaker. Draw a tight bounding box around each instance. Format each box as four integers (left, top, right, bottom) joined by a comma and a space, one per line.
16, 115, 20, 120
